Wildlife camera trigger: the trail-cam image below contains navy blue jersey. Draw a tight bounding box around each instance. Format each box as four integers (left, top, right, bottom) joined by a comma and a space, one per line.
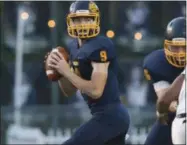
143, 49, 184, 84
67, 36, 121, 114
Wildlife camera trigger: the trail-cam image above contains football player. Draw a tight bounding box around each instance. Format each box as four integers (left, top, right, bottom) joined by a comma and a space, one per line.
171, 67, 186, 145
143, 17, 186, 145
156, 65, 186, 144
47, 1, 130, 145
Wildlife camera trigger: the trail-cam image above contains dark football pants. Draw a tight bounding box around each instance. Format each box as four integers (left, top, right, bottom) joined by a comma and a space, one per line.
144, 120, 173, 145
62, 114, 129, 145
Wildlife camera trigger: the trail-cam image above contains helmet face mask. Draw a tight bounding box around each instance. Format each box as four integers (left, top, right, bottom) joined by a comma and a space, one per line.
164, 17, 186, 68
67, 1, 100, 39
164, 39, 186, 68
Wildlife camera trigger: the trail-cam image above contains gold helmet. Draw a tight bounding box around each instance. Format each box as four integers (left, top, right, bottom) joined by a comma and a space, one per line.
67, 1, 100, 39
164, 17, 186, 68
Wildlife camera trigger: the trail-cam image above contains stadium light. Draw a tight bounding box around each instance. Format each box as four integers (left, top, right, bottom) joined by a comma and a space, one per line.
106, 30, 115, 38
134, 32, 142, 40
48, 20, 56, 28
20, 12, 29, 20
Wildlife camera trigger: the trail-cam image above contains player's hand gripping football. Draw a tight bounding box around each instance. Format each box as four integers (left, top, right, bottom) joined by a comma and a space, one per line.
48, 51, 71, 77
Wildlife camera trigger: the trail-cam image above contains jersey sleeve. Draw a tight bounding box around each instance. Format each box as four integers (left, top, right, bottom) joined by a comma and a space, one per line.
143, 60, 172, 95
83, 36, 116, 62
143, 67, 159, 83
143, 58, 166, 84
89, 48, 115, 63
143, 67, 171, 91
143, 50, 174, 92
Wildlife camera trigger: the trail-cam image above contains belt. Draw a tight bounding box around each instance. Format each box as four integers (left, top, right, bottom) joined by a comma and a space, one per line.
176, 113, 186, 118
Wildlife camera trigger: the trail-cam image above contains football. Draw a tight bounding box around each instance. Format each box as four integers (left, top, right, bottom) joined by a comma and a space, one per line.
45, 46, 69, 81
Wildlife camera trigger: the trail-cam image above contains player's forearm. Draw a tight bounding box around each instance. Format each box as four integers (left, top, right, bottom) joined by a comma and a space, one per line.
58, 77, 77, 97
64, 71, 100, 99
157, 74, 184, 113
156, 87, 175, 113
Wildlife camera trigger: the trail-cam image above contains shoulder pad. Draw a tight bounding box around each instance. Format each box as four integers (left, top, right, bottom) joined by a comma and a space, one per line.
143, 49, 165, 71
143, 49, 168, 82
79, 36, 116, 62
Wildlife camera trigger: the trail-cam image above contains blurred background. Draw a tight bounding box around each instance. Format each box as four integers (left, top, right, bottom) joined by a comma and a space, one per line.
0, 1, 186, 144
